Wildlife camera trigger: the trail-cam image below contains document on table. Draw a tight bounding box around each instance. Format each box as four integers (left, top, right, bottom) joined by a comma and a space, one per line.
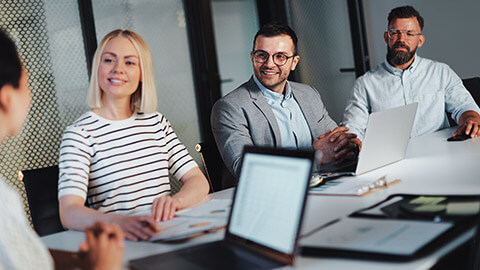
151, 217, 227, 242
175, 199, 231, 219
150, 199, 232, 242
301, 217, 453, 255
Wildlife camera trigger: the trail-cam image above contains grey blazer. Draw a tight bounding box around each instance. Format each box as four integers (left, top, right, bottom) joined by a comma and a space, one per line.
211, 76, 337, 177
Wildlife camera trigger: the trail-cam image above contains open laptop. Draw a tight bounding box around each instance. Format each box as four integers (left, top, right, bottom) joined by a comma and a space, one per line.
129, 146, 314, 270
318, 102, 418, 176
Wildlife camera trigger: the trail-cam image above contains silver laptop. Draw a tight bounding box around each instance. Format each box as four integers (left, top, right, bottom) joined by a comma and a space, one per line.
129, 146, 314, 270
318, 102, 418, 176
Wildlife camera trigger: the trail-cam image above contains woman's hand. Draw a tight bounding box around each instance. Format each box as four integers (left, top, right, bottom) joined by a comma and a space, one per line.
151, 167, 210, 223
152, 195, 180, 222
109, 214, 159, 241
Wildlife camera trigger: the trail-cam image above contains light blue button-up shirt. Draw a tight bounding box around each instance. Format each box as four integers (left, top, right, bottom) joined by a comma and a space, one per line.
253, 75, 312, 149
343, 55, 480, 141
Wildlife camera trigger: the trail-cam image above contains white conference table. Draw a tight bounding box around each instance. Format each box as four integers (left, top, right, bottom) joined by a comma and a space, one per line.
42, 127, 480, 269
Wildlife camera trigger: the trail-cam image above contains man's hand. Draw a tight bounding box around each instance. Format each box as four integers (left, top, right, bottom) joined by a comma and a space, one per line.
453, 110, 480, 138
313, 126, 358, 164
109, 214, 159, 241
152, 195, 181, 222
78, 222, 124, 270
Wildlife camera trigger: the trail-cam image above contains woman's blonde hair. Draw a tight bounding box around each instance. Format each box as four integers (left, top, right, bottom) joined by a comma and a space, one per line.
87, 29, 157, 113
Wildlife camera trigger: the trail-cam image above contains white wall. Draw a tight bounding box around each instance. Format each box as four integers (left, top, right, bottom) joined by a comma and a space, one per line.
363, 0, 480, 78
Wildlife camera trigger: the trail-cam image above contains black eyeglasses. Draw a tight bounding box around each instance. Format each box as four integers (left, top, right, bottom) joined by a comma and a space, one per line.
252, 50, 296, 66
387, 29, 422, 40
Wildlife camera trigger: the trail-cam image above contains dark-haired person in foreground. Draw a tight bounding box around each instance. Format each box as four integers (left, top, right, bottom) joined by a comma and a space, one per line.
343, 5, 480, 142
211, 22, 359, 179
0, 29, 124, 269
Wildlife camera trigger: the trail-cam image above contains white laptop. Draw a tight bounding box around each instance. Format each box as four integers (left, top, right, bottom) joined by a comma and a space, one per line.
317, 102, 418, 176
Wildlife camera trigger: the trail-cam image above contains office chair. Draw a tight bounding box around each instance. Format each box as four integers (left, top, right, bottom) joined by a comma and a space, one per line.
195, 142, 236, 192
447, 77, 480, 126
19, 165, 65, 236
195, 143, 215, 193
462, 77, 480, 106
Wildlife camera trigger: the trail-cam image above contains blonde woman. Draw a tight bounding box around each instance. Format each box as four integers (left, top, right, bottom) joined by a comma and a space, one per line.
58, 29, 209, 241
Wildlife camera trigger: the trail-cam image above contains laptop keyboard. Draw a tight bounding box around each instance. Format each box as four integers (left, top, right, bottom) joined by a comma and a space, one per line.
180, 241, 280, 270
129, 240, 282, 270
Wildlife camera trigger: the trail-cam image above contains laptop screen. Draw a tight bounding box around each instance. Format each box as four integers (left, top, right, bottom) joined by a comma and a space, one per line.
228, 150, 312, 254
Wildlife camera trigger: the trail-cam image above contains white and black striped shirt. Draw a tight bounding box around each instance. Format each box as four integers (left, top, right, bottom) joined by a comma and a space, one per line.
58, 111, 197, 215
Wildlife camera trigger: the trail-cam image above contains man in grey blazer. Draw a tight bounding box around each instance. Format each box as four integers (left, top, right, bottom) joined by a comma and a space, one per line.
211, 23, 359, 178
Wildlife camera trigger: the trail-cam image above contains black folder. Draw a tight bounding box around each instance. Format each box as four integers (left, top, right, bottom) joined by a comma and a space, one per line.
301, 194, 480, 261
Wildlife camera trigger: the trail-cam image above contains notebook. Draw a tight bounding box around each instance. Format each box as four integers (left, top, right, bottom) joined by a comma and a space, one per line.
318, 102, 418, 176
129, 146, 314, 270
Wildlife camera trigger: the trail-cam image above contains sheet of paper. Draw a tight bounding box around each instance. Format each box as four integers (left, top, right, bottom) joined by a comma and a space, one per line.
175, 199, 232, 219
151, 216, 227, 242
301, 217, 453, 255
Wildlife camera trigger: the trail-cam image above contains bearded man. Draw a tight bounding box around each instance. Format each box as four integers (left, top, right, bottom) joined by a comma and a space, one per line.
342, 5, 480, 142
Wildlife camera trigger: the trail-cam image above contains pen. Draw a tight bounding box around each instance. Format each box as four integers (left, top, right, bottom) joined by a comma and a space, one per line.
189, 222, 211, 228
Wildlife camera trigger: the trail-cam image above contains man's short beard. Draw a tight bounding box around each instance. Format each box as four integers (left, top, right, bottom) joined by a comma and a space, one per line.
386, 43, 417, 67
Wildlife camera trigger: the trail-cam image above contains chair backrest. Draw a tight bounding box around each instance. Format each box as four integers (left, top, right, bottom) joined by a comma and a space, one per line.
20, 165, 65, 236
195, 142, 236, 191
195, 143, 215, 193
447, 77, 480, 126
463, 77, 480, 106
